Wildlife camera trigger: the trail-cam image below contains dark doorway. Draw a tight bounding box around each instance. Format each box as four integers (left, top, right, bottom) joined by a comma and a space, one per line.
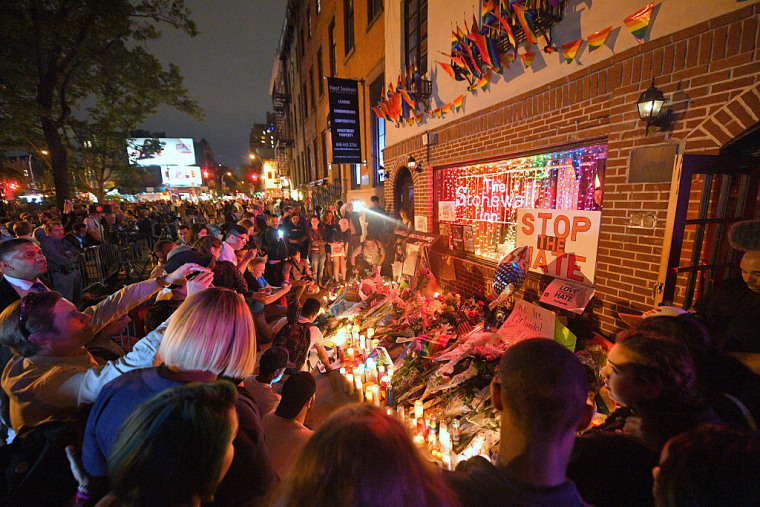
394, 166, 415, 219
661, 124, 760, 309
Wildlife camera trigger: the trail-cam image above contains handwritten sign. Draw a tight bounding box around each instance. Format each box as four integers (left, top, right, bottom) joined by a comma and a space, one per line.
414, 215, 428, 233
497, 300, 556, 341
515, 208, 601, 286
540, 278, 595, 314
438, 201, 456, 221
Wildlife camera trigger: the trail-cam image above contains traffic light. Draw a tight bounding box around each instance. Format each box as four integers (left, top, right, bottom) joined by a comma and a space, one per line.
202, 169, 210, 179
250, 173, 260, 182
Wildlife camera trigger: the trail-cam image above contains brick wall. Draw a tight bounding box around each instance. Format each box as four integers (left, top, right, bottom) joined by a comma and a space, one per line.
383, 5, 760, 335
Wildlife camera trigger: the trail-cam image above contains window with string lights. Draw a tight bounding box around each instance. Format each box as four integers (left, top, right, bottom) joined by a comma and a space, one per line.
434, 144, 606, 263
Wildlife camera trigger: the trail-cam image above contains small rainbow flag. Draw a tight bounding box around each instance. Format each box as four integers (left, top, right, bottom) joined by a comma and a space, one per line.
561, 39, 583, 64
442, 103, 452, 115
587, 26, 612, 52
624, 3, 655, 44
453, 94, 465, 112
415, 113, 425, 125
513, 4, 538, 44
437, 61, 459, 81
434, 108, 442, 118
467, 81, 478, 93
478, 72, 491, 91
521, 51, 536, 69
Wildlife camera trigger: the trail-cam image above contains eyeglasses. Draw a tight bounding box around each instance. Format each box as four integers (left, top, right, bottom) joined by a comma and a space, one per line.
19, 292, 46, 333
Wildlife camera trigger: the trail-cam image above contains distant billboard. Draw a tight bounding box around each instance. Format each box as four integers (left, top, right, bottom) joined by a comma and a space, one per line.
128, 138, 196, 166
161, 166, 202, 187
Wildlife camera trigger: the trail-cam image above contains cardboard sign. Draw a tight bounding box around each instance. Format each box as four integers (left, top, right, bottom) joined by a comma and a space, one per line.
463, 225, 475, 253
414, 215, 428, 232
540, 278, 595, 314
497, 300, 556, 341
438, 201, 456, 221
451, 224, 464, 252
515, 209, 601, 286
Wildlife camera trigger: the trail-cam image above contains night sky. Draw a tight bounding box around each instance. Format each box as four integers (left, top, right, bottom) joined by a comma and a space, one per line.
140, 0, 287, 169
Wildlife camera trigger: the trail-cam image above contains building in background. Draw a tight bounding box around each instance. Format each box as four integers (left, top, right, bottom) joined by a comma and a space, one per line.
271, 0, 386, 209
249, 112, 277, 160
381, 0, 760, 334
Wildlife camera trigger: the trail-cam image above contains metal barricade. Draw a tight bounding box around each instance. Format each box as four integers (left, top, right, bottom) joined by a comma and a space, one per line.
79, 237, 156, 293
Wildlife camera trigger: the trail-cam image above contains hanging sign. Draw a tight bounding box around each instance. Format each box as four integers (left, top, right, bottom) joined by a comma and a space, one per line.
540, 278, 596, 314
515, 208, 601, 286
327, 78, 362, 164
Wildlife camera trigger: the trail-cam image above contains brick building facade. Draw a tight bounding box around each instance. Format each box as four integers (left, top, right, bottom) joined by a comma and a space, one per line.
382, 1, 760, 335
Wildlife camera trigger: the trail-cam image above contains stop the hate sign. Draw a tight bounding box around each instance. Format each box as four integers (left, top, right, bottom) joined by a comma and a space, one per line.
515, 209, 601, 286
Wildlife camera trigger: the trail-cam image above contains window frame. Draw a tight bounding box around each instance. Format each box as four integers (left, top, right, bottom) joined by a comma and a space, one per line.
343, 0, 355, 56
403, 0, 428, 75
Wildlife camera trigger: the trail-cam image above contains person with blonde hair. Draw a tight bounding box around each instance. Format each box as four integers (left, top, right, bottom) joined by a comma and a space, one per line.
274, 403, 457, 506
81, 287, 276, 504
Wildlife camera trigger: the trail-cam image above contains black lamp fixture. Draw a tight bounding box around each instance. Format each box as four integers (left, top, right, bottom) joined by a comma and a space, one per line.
637, 79, 671, 135
407, 155, 423, 173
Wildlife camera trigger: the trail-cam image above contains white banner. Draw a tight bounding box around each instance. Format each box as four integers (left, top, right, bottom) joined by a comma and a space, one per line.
515, 208, 601, 286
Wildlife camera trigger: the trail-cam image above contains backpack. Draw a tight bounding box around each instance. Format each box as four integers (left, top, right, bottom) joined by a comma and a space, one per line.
272, 321, 313, 372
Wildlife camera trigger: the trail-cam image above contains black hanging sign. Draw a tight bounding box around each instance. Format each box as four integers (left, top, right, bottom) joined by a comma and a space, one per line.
327, 77, 362, 164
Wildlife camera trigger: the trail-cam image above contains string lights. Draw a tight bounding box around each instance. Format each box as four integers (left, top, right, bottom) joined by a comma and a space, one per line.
437, 144, 606, 261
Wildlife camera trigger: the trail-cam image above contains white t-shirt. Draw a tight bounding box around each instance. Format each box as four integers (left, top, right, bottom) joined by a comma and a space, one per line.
218, 241, 237, 264
261, 412, 313, 478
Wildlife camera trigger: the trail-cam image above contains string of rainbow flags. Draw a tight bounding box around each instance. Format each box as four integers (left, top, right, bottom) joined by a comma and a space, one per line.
372, 2, 658, 127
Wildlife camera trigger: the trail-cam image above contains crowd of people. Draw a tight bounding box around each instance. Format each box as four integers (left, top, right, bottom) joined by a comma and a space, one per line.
0, 194, 758, 506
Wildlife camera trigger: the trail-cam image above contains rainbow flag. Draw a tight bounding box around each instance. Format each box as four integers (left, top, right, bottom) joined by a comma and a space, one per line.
399, 88, 415, 108
442, 103, 452, 117
467, 81, 478, 93
521, 51, 536, 69
624, 3, 655, 44
587, 26, 612, 52
478, 71, 492, 91
486, 35, 502, 72
372, 105, 388, 121
415, 112, 425, 125
561, 39, 582, 64
513, 4, 538, 44
467, 31, 492, 67
496, 0, 517, 49
416, 334, 453, 358
453, 94, 465, 112
434, 108, 442, 118
438, 61, 463, 81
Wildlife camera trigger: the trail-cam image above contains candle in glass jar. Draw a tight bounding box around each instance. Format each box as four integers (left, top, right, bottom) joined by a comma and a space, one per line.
346, 373, 355, 394
371, 338, 380, 350
359, 335, 366, 351
414, 400, 424, 420
355, 379, 363, 402
346, 347, 354, 362
365, 386, 373, 405
367, 328, 375, 339
370, 385, 380, 406
378, 365, 385, 379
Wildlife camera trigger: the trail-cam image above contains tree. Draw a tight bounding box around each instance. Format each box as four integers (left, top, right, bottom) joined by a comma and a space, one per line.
0, 0, 201, 210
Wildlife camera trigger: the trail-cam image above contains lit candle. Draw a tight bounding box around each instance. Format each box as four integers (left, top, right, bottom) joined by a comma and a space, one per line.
398, 406, 405, 422
346, 373, 355, 394
370, 367, 378, 384
414, 400, 424, 420
359, 335, 366, 350
356, 364, 365, 383
355, 379, 363, 402
365, 387, 373, 405
370, 385, 380, 407
347, 347, 354, 362
413, 434, 425, 447
378, 365, 385, 379
367, 328, 375, 339
371, 338, 380, 350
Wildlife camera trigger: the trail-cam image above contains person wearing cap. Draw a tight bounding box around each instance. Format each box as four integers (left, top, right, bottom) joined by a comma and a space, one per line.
242, 346, 288, 416
262, 371, 316, 478
155, 246, 213, 301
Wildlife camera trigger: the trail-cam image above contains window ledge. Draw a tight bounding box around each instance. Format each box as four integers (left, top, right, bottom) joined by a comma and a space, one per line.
367, 11, 383, 32
344, 47, 355, 63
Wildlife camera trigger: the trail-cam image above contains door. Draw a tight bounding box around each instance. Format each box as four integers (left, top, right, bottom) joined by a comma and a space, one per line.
659, 153, 759, 308
394, 166, 415, 219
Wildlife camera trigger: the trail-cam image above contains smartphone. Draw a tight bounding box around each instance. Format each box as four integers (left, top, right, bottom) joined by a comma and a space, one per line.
278, 230, 284, 238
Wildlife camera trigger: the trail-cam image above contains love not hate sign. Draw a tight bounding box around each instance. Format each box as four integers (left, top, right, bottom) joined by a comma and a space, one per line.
515, 209, 601, 286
